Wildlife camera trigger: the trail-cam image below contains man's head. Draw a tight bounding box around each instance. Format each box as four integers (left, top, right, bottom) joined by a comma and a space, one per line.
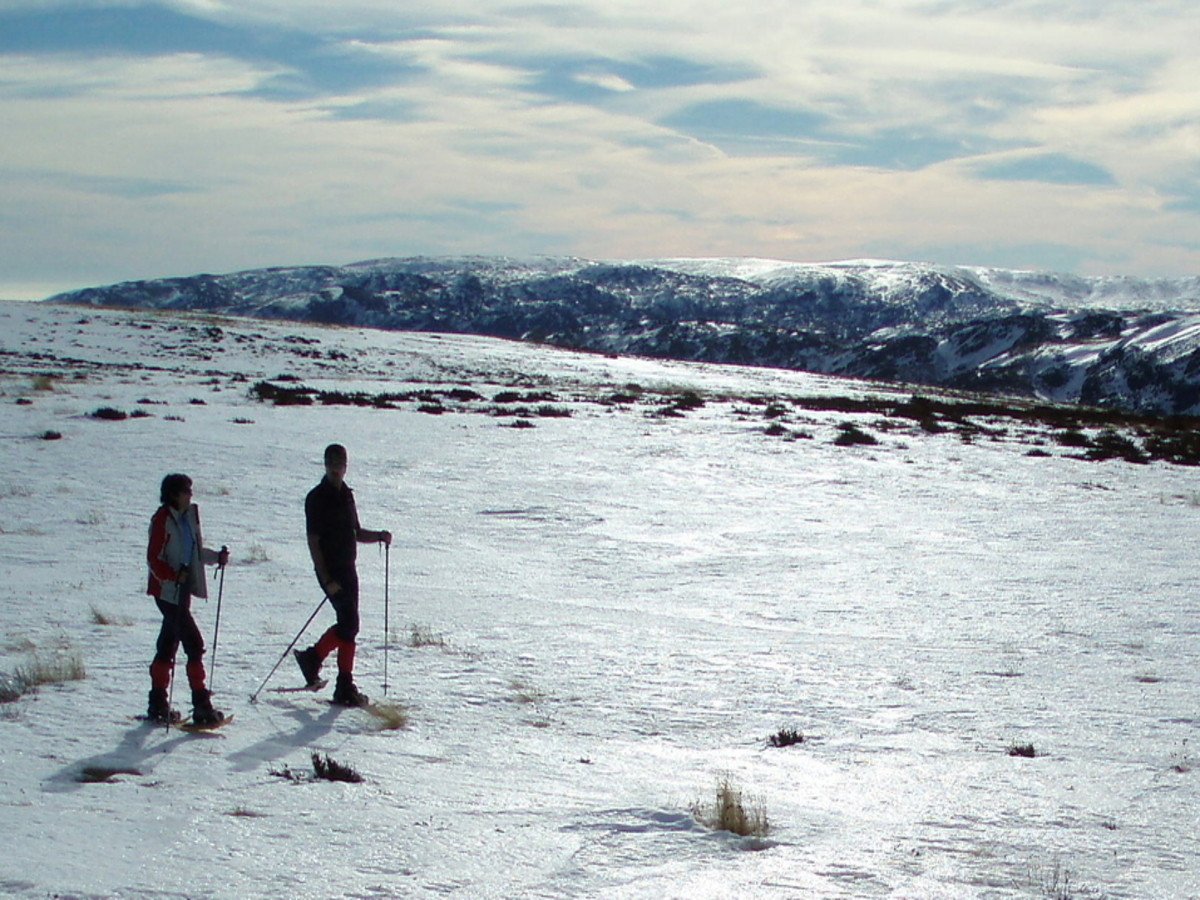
324, 443, 348, 485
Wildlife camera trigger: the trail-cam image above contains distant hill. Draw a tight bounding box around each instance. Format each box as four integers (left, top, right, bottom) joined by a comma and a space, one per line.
48, 256, 1200, 416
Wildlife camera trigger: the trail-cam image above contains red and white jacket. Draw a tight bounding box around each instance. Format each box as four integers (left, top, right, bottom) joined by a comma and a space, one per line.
146, 503, 218, 604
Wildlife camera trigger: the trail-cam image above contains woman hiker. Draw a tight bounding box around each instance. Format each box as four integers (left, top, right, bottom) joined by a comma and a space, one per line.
146, 473, 230, 724
294, 443, 391, 706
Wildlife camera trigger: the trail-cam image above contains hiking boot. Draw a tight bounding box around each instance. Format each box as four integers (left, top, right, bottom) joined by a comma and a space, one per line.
191, 688, 225, 726
331, 674, 368, 707
146, 688, 180, 723
294, 647, 322, 687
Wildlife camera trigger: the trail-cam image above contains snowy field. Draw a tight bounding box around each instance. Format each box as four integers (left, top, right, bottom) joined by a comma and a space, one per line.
1, 299, 1198, 899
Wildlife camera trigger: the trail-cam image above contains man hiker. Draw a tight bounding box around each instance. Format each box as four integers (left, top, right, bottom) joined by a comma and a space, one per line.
146, 473, 230, 724
294, 443, 391, 706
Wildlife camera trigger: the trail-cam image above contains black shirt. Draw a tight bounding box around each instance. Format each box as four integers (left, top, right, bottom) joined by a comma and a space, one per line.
305, 476, 361, 569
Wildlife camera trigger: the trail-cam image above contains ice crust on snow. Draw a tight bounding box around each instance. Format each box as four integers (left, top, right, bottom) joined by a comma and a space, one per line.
0, 300, 1198, 899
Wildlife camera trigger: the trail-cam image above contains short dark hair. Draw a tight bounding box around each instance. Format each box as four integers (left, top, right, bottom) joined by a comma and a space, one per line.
324, 443, 348, 465
160, 473, 192, 505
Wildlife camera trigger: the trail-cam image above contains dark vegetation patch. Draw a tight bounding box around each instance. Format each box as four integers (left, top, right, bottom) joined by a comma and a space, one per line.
78, 765, 142, 783
251, 380, 483, 411
269, 754, 363, 783
833, 422, 879, 447
789, 392, 1200, 465
768, 726, 805, 748
248, 372, 1200, 466
311, 752, 363, 783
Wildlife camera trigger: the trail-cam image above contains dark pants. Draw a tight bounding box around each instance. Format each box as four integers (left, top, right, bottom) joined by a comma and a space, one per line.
151, 593, 207, 691
326, 566, 360, 642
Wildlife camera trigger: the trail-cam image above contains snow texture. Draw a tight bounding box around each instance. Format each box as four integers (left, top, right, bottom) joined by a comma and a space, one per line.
1, 300, 1198, 899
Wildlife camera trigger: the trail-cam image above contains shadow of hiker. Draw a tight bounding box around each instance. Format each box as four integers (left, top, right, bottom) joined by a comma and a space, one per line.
44, 720, 195, 793
225, 700, 342, 773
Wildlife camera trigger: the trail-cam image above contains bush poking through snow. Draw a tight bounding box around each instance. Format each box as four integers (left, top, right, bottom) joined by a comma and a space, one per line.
364, 702, 408, 731
311, 753, 363, 783
14, 652, 86, 692
0, 673, 20, 703
834, 422, 879, 446
90, 605, 131, 626
268, 763, 305, 784
91, 407, 127, 421
243, 541, 270, 564
271, 755, 366, 783
1032, 860, 1101, 900
768, 726, 805, 748
1009, 743, 1037, 758
691, 776, 770, 838
408, 623, 447, 648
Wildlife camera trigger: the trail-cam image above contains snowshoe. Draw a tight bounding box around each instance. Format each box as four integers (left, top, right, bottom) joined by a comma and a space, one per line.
146, 689, 180, 724
191, 688, 225, 726
294, 647, 322, 687
331, 674, 369, 707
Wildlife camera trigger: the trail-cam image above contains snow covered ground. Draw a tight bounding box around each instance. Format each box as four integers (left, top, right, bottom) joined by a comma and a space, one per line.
1, 299, 1198, 899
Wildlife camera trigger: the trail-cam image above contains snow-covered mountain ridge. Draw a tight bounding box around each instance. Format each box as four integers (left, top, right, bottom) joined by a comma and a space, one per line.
49, 256, 1200, 416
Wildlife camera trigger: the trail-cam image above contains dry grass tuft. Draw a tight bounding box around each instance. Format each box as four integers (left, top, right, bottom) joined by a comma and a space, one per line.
691, 776, 770, 837
364, 701, 409, 731
90, 605, 132, 626
15, 652, 86, 691
408, 623, 447, 648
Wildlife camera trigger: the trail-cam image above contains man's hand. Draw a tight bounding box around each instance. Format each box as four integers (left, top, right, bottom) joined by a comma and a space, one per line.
217, 545, 230, 568
379, 530, 392, 547
324, 580, 343, 597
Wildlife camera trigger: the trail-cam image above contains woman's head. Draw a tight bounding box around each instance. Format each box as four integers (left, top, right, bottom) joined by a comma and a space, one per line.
160, 473, 193, 508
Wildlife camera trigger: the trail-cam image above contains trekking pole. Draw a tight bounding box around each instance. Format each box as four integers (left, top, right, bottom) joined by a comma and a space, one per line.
248, 595, 328, 703
165, 569, 187, 731
383, 542, 390, 697
209, 548, 228, 690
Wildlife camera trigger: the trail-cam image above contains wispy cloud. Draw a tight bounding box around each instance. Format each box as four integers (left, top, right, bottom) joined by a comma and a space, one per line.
0, 0, 1198, 296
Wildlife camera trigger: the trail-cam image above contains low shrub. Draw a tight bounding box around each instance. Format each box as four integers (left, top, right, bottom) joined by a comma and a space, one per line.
1009, 743, 1037, 758
90, 605, 131, 626
364, 702, 408, 731
14, 652, 86, 691
408, 624, 447, 648
691, 776, 769, 837
0, 673, 20, 703
834, 422, 879, 446
311, 752, 363, 783
768, 726, 805, 748
91, 407, 127, 421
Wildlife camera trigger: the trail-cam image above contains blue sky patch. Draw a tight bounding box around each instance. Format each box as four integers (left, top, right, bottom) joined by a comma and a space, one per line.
0, 4, 424, 98
976, 153, 1116, 186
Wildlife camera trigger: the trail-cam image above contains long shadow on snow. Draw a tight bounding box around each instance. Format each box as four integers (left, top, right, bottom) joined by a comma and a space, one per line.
225, 701, 342, 773
44, 721, 196, 793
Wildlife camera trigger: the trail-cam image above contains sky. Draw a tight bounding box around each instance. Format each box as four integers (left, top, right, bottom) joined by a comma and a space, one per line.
2, 0, 1200, 298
